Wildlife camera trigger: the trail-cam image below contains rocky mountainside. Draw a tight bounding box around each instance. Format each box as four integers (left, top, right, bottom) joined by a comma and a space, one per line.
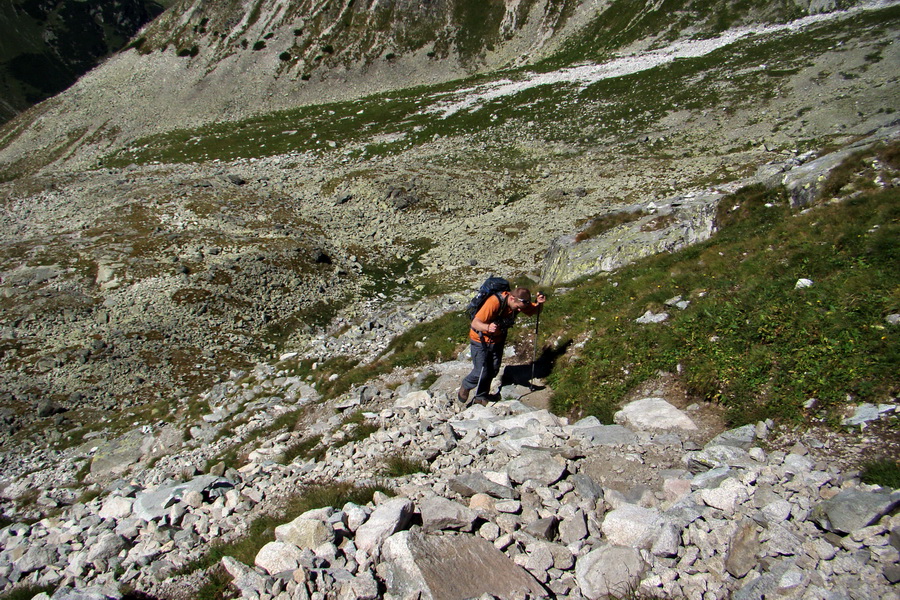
0, 0, 873, 176
0, 0, 898, 598
1, 344, 898, 599
0, 0, 166, 123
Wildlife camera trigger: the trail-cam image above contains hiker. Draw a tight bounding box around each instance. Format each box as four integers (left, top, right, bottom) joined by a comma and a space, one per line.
459, 287, 546, 404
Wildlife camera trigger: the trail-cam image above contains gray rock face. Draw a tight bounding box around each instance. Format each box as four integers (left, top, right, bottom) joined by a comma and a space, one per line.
781, 126, 900, 207
576, 544, 646, 600
540, 193, 721, 286
354, 497, 415, 554
379, 529, 548, 600
89, 429, 155, 478
811, 488, 900, 534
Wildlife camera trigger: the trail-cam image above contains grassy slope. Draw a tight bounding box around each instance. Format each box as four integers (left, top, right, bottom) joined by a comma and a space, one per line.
97, 2, 897, 169
541, 144, 900, 426
93, 2, 900, 429
297, 142, 898, 429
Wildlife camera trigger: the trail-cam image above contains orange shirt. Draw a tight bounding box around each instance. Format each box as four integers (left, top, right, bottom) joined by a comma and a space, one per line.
469, 291, 541, 345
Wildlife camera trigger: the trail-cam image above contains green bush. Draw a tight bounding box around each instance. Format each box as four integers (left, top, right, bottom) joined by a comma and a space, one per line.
860, 457, 900, 489
383, 453, 429, 477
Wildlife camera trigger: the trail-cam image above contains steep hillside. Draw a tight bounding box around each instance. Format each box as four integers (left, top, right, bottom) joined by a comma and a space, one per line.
0, 0, 867, 177
0, 0, 896, 442
0, 0, 166, 124
0, 1, 897, 598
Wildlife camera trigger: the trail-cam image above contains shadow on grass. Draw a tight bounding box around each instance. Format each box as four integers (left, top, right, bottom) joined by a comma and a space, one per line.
501, 341, 573, 387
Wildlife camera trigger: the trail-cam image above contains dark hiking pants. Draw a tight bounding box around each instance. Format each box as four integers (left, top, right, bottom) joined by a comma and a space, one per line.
462, 341, 503, 398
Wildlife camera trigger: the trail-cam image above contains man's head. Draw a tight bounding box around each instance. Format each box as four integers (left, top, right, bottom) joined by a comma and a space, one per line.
509, 287, 532, 310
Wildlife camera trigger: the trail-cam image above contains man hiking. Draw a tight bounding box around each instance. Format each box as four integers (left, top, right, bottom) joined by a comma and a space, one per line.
458, 286, 546, 404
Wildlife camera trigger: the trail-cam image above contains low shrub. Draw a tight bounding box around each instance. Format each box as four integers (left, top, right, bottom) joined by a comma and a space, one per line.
382, 453, 429, 477
860, 457, 900, 489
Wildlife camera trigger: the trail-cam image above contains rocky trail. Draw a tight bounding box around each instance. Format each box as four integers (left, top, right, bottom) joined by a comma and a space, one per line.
2, 125, 899, 597
1, 308, 898, 600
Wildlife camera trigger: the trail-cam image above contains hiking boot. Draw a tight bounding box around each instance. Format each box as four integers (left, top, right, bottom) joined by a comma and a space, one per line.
457, 387, 471, 404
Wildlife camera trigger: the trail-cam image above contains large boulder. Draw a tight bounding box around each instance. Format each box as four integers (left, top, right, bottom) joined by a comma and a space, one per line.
614, 397, 697, 431
575, 544, 646, 600
506, 451, 567, 485
354, 497, 415, 554
379, 530, 548, 600
811, 488, 900, 534
89, 429, 156, 478
540, 194, 719, 287
275, 517, 335, 549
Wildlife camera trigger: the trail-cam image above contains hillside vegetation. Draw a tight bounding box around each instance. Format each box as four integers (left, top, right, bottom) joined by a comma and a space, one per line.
293, 141, 900, 430
0, 0, 897, 598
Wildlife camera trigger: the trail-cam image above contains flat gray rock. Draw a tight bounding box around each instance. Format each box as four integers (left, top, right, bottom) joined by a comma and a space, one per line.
811, 488, 900, 534
707, 424, 757, 449
686, 444, 757, 473
420, 496, 478, 532
566, 420, 639, 446
506, 451, 567, 485
614, 397, 697, 431
575, 544, 646, 600
132, 475, 233, 522
449, 472, 519, 499
379, 530, 548, 600
89, 429, 155, 478
601, 504, 667, 548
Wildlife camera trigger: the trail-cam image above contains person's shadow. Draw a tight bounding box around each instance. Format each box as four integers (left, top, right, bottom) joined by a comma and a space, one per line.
501, 340, 572, 390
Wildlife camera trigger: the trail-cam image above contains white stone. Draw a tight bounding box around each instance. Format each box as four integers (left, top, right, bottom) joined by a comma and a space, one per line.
255, 541, 305, 575
98, 496, 134, 520
699, 478, 750, 514
601, 504, 667, 548
614, 397, 697, 431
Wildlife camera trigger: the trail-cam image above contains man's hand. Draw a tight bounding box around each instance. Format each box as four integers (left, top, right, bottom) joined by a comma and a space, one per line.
536, 292, 547, 304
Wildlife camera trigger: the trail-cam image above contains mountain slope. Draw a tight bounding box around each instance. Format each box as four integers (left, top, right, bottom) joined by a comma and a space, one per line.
0, 0, 166, 124
0, 0, 873, 177
0, 1, 896, 431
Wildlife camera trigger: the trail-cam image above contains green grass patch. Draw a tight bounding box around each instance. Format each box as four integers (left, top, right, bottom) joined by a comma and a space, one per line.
280, 433, 325, 464
382, 453, 430, 477
303, 308, 469, 401
333, 411, 379, 448
860, 456, 900, 489
544, 169, 899, 426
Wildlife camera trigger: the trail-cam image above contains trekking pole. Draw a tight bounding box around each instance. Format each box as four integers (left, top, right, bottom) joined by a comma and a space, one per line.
530, 299, 542, 390
474, 363, 485, 404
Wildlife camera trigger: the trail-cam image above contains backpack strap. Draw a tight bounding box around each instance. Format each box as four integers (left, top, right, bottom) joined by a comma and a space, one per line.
474, 292, 509, 349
